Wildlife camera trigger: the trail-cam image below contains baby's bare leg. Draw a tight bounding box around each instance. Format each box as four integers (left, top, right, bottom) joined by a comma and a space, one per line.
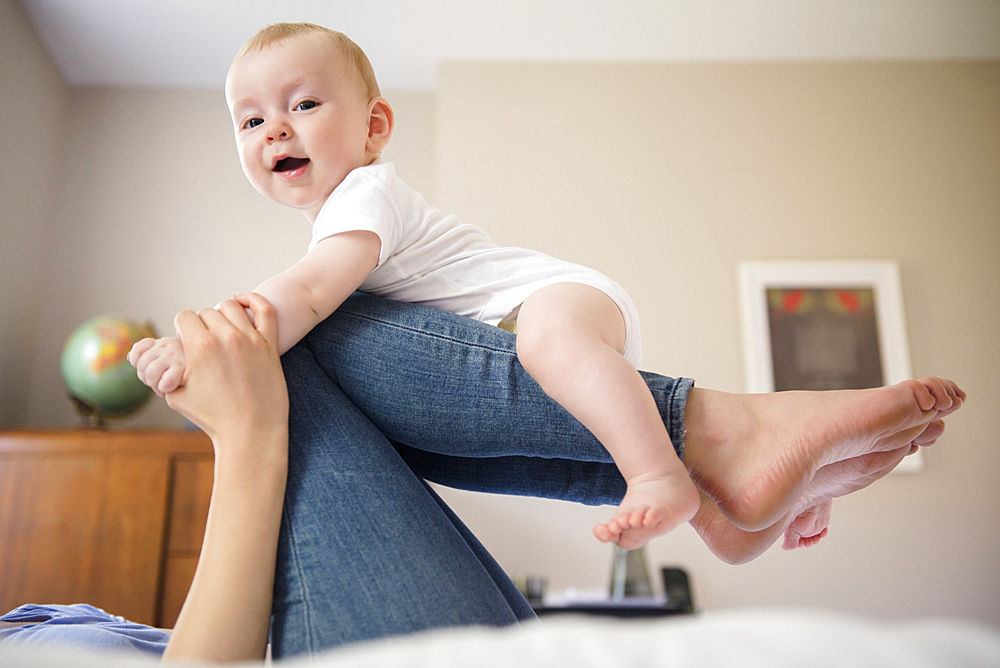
682, 377, 964, 533
516, 283, 699, 549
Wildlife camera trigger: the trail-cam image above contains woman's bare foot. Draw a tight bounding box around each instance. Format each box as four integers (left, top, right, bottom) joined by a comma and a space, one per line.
782, 501, 832, 550
593, 470, 700, 549
691, 440, 927, 564
690, 498, 831, 565
683, 377, 964, 532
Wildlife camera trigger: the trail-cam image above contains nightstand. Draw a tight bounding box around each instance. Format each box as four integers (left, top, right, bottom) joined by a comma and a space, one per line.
0, 429, 213, 628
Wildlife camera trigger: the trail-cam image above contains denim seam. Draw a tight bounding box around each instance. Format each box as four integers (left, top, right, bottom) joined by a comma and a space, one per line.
281, 507, 315, 655
668, 377, 694, 462
337, 308, 518, 358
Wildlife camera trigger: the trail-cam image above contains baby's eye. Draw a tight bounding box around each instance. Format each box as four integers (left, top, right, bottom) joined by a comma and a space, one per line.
295, 100, 318, 111
242, 117, 263, 130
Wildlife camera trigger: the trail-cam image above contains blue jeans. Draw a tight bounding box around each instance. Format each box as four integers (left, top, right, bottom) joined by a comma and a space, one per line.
271, 293, 693, 658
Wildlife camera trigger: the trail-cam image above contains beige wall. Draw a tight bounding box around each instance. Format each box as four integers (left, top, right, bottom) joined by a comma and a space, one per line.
432, 61, 999, 625
0, 0, 69, 426
4, 10, 997, 625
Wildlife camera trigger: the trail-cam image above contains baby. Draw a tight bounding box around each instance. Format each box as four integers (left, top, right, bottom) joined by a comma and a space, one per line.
129, 22, 699, 549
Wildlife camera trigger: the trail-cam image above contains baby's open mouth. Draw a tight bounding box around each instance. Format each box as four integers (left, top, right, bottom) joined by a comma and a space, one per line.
273, 157, 310, 172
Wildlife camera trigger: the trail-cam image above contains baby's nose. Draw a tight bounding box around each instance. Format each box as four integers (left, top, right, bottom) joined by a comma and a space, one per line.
266, 120, 292, 142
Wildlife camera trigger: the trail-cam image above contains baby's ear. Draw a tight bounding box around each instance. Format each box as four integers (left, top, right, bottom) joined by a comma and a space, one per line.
367, 98, 394, 154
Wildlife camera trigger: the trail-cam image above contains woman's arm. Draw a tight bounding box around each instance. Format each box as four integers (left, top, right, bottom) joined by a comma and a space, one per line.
154, 294, 289, 663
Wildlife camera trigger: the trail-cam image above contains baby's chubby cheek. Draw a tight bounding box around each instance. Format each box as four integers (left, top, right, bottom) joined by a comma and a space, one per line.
236, 151, 265, 187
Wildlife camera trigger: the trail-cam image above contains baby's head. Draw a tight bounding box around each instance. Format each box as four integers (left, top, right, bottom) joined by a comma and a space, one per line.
226, 23, 393, 221
233, 23, 381, 101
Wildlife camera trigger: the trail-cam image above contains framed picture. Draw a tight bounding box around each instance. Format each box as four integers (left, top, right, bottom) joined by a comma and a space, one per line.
738, 261, 920, 472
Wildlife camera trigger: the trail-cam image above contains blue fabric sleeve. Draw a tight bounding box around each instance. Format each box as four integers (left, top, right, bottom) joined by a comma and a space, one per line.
0, 604, 169, 656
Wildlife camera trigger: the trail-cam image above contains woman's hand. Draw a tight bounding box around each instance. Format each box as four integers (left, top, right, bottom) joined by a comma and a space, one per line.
165, 293, 288, 446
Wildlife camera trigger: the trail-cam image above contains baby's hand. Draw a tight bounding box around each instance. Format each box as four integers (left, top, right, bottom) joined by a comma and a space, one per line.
128, 336, 187, 397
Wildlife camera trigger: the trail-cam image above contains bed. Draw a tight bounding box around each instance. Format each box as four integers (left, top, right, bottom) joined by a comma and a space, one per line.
1, 607, 998, 667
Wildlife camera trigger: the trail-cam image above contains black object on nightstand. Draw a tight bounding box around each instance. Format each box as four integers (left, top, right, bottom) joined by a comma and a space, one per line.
531, 566, 694, 618
661, 567, 694, 614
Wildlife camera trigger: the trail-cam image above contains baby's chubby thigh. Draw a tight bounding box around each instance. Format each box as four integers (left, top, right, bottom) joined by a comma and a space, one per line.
514, 283, 628, 376
514, 283, 669, 486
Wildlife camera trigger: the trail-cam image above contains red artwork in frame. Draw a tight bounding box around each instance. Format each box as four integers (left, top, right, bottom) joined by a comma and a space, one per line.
765, 287, 883, 391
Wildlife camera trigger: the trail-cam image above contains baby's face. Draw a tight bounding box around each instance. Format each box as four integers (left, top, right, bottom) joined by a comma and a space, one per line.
226, 35, 374, 221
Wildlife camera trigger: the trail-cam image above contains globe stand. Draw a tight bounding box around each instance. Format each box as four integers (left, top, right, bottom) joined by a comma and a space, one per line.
68, 394, 109, 429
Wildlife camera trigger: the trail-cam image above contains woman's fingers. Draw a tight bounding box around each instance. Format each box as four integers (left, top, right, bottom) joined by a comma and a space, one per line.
173, 309, 210, 344
236, 293, 279, 349
216, 297, 258, 336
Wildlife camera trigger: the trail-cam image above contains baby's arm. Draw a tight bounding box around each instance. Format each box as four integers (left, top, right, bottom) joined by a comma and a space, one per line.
129, 230, 379, 394
253, 230, 380, 355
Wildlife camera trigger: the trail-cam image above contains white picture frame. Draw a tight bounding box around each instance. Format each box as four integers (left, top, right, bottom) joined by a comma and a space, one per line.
738, 260, 920, 472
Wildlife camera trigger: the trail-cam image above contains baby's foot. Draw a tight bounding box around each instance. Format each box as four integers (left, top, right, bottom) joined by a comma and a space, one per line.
594, 472, 700, 550
684, 377, 964, 532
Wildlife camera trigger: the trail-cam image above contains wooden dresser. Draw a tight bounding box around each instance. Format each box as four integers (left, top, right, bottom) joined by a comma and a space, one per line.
0, 429, 214, 628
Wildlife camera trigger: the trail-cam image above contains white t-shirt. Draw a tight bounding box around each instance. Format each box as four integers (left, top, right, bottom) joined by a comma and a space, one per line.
309, 160, 643, 366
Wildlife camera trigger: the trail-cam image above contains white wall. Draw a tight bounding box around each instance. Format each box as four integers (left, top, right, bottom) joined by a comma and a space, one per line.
0, 0, 69, 426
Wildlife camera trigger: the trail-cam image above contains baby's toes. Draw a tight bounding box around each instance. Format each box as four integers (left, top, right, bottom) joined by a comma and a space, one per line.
594, 523, 620, 544
641, 507, 667, 529
626, 507, 654, 529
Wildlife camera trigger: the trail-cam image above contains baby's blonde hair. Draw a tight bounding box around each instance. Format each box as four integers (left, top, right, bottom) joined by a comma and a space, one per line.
234, 22, 381, 100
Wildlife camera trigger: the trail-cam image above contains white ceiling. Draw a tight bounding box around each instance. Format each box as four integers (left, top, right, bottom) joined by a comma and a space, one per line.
19, 0, 1000, 91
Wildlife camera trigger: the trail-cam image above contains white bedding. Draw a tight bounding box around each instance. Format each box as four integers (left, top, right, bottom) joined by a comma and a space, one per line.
1, 608, 998, 667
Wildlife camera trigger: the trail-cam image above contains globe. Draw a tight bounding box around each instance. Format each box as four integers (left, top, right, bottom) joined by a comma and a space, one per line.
60, 315, 157, 427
